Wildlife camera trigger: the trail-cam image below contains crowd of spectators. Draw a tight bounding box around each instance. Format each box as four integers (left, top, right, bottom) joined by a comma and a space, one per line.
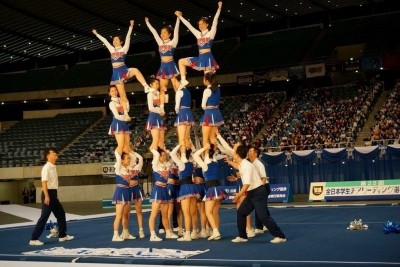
256, 82, 383, 152
219, 93, 281, 147
367, 80, 400, 145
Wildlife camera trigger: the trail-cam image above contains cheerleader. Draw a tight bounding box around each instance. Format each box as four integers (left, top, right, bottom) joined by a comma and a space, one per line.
175, 2, 222, 87
145, 16, 180, 108
127, 150, 145, 238
193, 144, 227, 241
174, 77, 195, 157
167, 158, 183, 236
92, 20, 150, 115
148, 148, 178, 241
108, 85, 130, 155
170, 144, 199, 241
193, 164, 209, 238
146, 77, 166, 150
200, 72, 223, 155
111, 151, 136, 241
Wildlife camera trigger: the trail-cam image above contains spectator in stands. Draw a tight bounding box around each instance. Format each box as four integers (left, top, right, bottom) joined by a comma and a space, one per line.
175, 2, 222, 87
146, 76, 166, 151
111, 151, 136, 242
29, 149, 74, 246
108, 85, 131, 156
174, 75, 195, 157
92, 20, 151, 116
145, 16, 180, 108
200, 72, 224, 156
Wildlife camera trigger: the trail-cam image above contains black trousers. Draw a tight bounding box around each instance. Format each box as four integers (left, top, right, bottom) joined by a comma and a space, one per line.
31, 190, 67, 240
237, 185, 285, 239
255, 183, 271, 229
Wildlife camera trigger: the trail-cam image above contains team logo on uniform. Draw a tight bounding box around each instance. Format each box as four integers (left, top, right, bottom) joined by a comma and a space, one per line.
312, 186, 324, 196
198, 37, 210, 47
159, 45, 171, 54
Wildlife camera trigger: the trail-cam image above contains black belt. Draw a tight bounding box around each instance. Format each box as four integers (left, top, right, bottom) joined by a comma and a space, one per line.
180, 176, 193, 185
205, 180, 219, 188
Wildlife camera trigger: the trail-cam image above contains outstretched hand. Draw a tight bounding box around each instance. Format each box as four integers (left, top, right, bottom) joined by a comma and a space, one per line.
92, 29, 97, 35
218, 2, 222, 8
175, 11, 182, 17
130, 20, 134, 27
145, 17, 149, 23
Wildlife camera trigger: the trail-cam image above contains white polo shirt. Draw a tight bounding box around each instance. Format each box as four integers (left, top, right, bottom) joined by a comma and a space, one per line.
252, 158, 268, 183
238, 159, 263, 191
41, 162, 58, 189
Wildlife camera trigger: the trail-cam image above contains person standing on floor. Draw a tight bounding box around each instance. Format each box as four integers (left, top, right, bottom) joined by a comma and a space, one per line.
247, 145, 270, 234
231, 144, 286, 244
29, 149, 74, 246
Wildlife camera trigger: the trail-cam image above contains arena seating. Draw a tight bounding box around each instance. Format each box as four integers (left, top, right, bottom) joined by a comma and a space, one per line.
0, 111, 103, 167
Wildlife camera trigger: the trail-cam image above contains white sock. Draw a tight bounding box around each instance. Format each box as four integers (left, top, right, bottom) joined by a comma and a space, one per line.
150, 231, 156, 236
113, 231, 119, 236
181, 75, 186, 81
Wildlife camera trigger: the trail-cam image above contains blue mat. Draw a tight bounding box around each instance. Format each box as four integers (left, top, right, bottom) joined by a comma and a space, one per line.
1, 204, 399, 266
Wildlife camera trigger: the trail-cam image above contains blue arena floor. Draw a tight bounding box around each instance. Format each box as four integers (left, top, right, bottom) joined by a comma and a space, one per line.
0, 204, 400, 266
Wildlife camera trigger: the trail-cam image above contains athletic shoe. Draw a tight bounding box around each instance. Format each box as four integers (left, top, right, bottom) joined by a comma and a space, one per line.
179, 80, 189, 89
165, 232, 178, 239
59, 235, 74, 242
263, 226, 269, 231
29, 240, 43, 246
247, 229, 255, 238
177, 235, 192, 242
158, 229, 165, 234
112, 235, 124, 242
190, 231, 199, 240
254, 229, 264, 234
150, 235, 162, 242
173, 227, 179, 232
231, 236, 248, 243
270, 237, 287, 244
198, 231, 207, 238
207, 233, 221, 241
144, 85, 151, 93
139, 230, 145, 239
121, 233, 136, 240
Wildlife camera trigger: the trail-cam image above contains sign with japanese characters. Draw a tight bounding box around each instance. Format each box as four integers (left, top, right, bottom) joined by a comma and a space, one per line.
102, 162, 115, 177
221, 183, 292, 203
309, 179, 400, 201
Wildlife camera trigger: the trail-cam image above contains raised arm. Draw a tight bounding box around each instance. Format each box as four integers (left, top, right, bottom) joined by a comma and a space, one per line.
113, 149, 122, 175
175, 89, 183, 114
193, 147, 208, 170
122, 20, 134, 54
145, 17, 163, 44
132, 151, 143, 171
175, 11, 200, 37
150, 149, 160, 172
171, 17, 180, 47
210, 2, 222, 39
170, 144, 185, 170
201, 88, 212, 110
92, 29, 115, 53
216, 133, 234, 157
147, 92, 162, 114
